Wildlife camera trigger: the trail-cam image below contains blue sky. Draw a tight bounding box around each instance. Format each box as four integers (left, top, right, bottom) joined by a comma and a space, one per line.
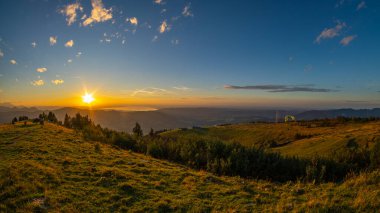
0, 0, 379, 109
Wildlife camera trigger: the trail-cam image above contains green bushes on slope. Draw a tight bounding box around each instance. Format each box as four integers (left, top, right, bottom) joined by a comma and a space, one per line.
52, 113, 380, 183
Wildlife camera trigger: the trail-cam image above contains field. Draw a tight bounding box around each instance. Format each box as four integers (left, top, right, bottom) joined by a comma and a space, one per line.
161, 121, 380, 157
0, 122, 379, 212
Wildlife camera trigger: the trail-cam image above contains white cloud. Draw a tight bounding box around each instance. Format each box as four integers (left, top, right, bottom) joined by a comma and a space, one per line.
67, 59, 73, 63
159, 20, 170, 33
131, 87, 169, 96
173, 86, 191, 91
52, 79, 64, 85
315, 21, 346, 43
10, 60, 17, 65
0, 49, 3, 58
154, 0, 163, 4
171, 39, 179, 45
31, 79, 44, 86
127, 17, 138, 25
36, 67, 47, 73
182, 3, 193, 17
50, 36, 57, 45
335, 0, 345, 8
83, 0, 113, 27
76, 52, 82, 58
340, 35, 357, 46
304, 64, 313, 72
60, 3, 83, 26
31, 42, 37, 48
152, 35, 158, 42
357, 1, 366, 10
65, 40, 74, 47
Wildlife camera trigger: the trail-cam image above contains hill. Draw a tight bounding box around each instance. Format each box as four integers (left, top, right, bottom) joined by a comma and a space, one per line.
0, 122, 379, 211
2, 106, 380, 133
161, 120, 380, 158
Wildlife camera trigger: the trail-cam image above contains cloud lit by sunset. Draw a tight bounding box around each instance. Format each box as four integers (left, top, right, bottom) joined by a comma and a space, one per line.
0, 0, 379, 109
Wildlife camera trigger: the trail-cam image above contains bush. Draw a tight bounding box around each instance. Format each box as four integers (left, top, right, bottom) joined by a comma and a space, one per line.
94, 143, 102, 153
370, 140, 380, 170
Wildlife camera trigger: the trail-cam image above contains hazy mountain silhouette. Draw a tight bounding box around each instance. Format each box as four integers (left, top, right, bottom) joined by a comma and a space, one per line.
1, 106, 380, 132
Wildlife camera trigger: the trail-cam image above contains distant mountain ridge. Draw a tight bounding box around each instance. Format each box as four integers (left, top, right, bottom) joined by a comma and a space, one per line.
0, 106, 380, 132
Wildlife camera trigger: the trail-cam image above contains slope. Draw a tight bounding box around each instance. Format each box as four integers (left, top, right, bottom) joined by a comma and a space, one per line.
0, 123, 379, 212
161, 121, 380, 157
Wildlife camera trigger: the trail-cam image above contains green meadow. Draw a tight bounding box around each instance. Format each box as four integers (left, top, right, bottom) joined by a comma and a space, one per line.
0, 122, 379, 212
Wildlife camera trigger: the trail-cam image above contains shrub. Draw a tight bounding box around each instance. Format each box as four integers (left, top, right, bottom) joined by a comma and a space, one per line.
94, 143, 101, 153
370, 140, 380, 170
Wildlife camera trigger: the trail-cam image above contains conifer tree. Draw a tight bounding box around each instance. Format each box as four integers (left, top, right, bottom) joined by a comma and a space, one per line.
132, 122, 143, 137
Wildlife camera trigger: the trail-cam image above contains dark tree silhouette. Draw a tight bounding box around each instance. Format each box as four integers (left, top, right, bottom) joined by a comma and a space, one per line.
64, 114, 71, 128
11, 117, 18, 124
47, 112, 58, 123
132, 122, 143, 138
149, 128, 155, 137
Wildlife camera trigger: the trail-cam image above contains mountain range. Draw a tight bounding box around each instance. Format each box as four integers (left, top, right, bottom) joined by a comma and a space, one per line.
1, 105, 380, 132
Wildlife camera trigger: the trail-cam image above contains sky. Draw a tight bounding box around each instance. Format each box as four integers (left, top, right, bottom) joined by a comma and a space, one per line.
0, 0, 379, 109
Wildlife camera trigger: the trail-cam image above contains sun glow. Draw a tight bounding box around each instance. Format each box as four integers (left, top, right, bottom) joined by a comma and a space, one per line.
82, 93, 95, 104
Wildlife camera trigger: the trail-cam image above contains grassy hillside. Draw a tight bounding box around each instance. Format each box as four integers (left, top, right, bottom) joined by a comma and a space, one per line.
161, 121, 380, 157
1, 123, 379, 212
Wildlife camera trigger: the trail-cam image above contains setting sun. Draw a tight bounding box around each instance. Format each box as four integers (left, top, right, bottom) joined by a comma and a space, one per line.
82, 93, 95, 104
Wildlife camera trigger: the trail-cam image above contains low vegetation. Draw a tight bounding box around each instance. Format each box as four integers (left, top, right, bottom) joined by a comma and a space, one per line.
1, 122, 379, 211
55, 113, 379, 183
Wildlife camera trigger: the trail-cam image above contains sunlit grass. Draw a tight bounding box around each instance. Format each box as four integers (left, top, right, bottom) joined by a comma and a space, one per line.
0, 122, 379, 211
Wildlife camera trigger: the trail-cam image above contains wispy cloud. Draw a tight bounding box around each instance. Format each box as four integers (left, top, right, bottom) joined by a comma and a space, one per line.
0, 49, 3, 58
60, 3, 83, 26
36, 67, 47, 73
83, 0, 113, 27
67, 59, 73, 63
154, 0, 163, 5
152, 35, 158, 42
315, 21, 346, 43
171, 39, 179, 45
31, 79, 44, 86
224, 84, 338, 93
173, 86, 191, 91
335, 0, 345, 8
76, 52, 82, 58
50, 36, 57, 45
51, 79, 64, 85
345, 100, 368, 103
182, 3, 193, 17
127, 17, 138, 25
31, 42, 37, 48
304, 64, 313, 72
340, 35, 357, 46
159, 20, 170, 33
357, 1, 366, 10
9, 59, 17, 65
131, 87, 170, 96
65, 40, 74, 47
